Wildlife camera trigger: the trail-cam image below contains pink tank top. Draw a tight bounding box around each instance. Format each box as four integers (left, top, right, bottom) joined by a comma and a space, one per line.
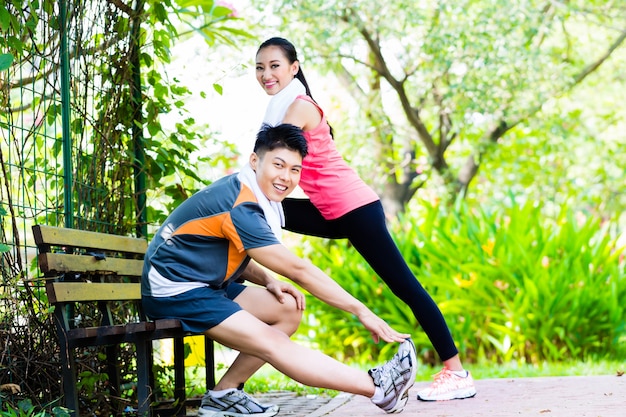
296, 96, 379, 220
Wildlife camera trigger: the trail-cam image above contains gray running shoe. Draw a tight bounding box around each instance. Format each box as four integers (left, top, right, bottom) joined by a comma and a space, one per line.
369, 338, 417, 414
197, 389, 279, 417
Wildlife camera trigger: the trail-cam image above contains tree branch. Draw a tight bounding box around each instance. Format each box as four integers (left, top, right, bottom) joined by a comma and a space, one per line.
457, 23, 626, 194
572, 27, 626, 85
343, 8, 441, 163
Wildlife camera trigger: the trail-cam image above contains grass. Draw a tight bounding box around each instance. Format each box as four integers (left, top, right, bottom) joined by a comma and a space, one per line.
205, 345, 625, 397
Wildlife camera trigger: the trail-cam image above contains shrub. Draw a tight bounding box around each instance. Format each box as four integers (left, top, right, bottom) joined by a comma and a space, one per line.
292, 199, 626, 366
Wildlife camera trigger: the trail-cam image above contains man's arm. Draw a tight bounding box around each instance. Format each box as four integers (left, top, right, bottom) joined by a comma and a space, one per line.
240, 260, 305, 310
239, 260, 275, 286
247, 244, 409, 343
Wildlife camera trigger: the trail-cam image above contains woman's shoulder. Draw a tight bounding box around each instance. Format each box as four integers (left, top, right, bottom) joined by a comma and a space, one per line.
284, 96, 324, 130
295, 94, 316, 104
293, 95, 321, 110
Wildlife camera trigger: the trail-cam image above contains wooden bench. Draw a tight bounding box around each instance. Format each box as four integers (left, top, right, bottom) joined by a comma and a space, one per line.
32, 225, 216, 417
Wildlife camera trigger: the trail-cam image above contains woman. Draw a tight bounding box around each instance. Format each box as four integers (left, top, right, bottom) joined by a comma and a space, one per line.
255, 37, 476, 402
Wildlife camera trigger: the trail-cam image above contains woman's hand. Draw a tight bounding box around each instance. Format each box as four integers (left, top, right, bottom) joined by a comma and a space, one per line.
357, 310, 411, 344
265, 279, 306, 310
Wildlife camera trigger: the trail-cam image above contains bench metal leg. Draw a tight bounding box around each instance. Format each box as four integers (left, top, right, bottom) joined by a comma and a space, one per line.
60, 342, 80, 417
136, 338, 153, 417
105, 345, 121, 398
54, 310, 80, 417
205, 336, 215, 390
173, 337, 187, 416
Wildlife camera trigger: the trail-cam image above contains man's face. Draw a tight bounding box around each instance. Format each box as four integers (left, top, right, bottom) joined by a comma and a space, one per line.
250, 147, 302, 202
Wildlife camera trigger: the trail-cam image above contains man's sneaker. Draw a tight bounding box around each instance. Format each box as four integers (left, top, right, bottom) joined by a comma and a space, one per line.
416, 368, 477, 401
198, 388, 279, 417
369, 338, 417, 414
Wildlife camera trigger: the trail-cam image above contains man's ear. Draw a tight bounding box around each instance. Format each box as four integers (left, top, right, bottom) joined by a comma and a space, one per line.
249, 152, 259, 170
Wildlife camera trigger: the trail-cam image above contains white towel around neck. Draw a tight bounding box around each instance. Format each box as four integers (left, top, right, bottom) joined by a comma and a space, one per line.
237, 163, 285, 241
262, 78, 307, 126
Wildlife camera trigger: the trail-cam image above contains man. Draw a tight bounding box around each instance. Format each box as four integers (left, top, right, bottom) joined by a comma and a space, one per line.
142, 124, 416, 416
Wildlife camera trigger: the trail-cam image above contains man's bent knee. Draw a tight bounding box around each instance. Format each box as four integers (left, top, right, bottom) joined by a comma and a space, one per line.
275, 293, 302, 335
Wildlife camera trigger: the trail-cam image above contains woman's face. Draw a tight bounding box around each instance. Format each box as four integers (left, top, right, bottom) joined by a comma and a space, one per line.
255, 45, 299, 96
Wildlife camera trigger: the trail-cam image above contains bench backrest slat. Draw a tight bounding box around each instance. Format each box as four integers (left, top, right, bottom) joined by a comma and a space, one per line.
32, 224, 147, 255
46, 282, 141, 304
32, 224, 147, 330
38, 252, 144, 276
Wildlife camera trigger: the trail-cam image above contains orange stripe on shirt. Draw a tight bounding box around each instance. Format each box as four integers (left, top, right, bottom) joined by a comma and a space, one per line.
172, 213, 229, 239
234, 183, 257, 208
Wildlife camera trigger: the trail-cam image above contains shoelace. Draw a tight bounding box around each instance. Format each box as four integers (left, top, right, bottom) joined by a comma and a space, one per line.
228, 390, 255, 404
430, 369, 456, 388
203, 390, 255, 409
377, 354, 403, 387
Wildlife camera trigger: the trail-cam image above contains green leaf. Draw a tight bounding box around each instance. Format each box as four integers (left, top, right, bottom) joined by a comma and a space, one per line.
153, 3, 168, 23
0, 6, 11, 32
0, 53, 14, 71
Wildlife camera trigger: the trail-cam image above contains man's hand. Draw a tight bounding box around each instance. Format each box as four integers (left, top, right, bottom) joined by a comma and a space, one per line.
265, 280, 306, 310
357, 310, 410, 344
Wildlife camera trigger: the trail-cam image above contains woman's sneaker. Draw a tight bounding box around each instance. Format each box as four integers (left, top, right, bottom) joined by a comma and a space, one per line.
416, 368, 476, 401
198, 388, 279, 417
369, 338, 417, 414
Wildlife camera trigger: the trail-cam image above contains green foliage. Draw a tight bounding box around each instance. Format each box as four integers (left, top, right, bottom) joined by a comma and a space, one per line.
248, 0, 626, 214
0, 0, 41, 56
1, 0, 250, 413
74, 370, 108, 398
151, 340, 206, 399
292, 198, 626, 366
243, 365, 338, 397
0, 398, 69, 417
139, 0, 250, 230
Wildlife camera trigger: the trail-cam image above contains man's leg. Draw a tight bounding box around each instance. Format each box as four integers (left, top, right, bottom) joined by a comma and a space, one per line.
206, 306, 376, 396
211, 285, 301, 390
204, 297, 416, 414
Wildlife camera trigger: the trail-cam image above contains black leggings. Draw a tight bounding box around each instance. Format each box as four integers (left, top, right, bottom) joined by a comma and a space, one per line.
282, 198, 458, 361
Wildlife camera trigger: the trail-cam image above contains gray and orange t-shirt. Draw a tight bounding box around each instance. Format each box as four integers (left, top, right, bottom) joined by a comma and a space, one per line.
141, 174, 279, 298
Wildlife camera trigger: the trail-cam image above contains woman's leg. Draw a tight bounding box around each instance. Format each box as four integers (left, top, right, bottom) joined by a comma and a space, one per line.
282, 198, 346, 239
337, 201, 460, 363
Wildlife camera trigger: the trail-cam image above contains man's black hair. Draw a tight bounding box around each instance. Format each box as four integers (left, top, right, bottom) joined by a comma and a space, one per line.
254, 123, 308, 158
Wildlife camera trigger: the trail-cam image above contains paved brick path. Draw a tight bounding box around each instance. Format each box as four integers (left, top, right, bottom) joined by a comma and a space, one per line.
303, 375, 625, 417
188, 375, 625, 416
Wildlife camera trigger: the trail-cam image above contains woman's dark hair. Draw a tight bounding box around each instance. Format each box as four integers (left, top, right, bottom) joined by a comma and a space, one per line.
257, 37, 314, 100
257, 37, 335, 139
